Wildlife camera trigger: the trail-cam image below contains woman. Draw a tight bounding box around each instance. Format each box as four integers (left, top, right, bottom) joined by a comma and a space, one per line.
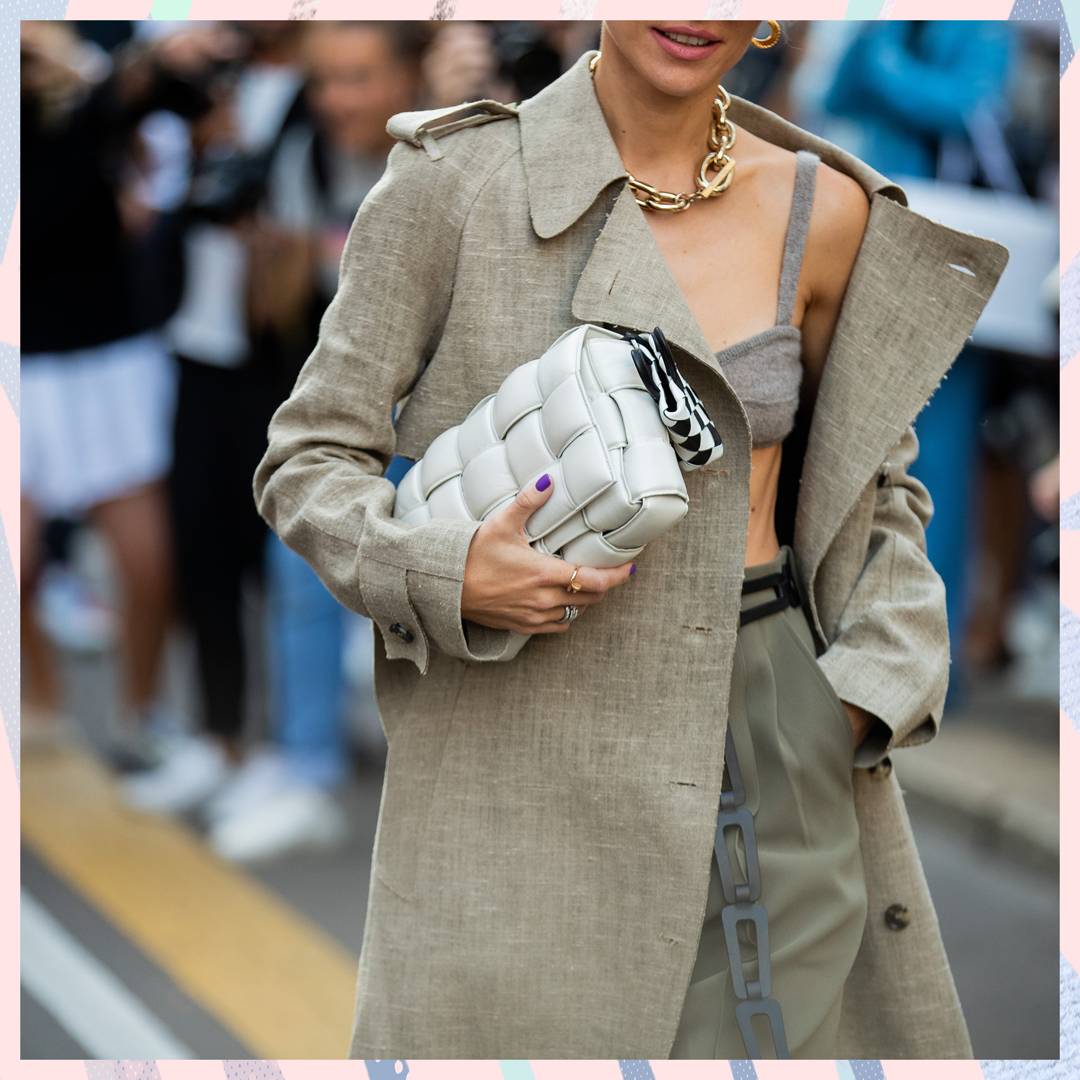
254, 21, 1008, 1059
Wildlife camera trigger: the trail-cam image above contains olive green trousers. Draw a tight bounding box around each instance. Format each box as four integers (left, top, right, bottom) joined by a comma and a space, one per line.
670, 546, 869, 1059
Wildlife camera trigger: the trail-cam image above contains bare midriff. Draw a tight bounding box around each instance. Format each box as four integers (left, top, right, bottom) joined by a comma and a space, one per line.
746, 443, 784, 567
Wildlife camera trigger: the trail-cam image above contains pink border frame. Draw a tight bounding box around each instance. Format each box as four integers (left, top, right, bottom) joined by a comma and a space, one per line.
4, 5, 1072, 1078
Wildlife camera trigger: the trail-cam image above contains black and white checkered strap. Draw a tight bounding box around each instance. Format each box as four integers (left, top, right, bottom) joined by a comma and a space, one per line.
625, 326, 725, 472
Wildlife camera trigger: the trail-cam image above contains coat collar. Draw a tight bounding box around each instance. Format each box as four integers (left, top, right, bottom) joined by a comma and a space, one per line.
517, 50, 629, 240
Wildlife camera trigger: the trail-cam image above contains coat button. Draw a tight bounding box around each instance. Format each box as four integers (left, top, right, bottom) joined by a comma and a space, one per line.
389, 622, 415, 643
868, 755, 893, 779
884, 902, 911, 930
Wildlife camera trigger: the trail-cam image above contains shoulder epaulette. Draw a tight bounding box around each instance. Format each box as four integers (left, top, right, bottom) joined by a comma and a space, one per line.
386, 99, 520, 160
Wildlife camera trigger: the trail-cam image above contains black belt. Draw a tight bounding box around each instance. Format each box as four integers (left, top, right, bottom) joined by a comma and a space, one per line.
739, 557, 802, 627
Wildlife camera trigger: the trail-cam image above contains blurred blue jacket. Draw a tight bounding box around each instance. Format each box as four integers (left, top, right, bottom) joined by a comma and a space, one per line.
824, 21, 1016, 179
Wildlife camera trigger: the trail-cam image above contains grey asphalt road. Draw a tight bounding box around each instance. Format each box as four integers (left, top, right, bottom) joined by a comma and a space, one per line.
906, 797, 1058, 1060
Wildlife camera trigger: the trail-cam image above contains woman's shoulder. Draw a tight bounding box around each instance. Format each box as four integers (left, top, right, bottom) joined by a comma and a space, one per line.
807, 155, 871, 249
728, 92, 905, 207
738, 128, 870, 257
800, 153, 870, 315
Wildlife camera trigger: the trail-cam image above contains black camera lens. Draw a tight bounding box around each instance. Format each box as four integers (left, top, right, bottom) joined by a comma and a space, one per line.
490, 23, 562, 100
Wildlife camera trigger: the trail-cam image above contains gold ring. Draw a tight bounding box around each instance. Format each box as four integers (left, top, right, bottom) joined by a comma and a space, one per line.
566, 566, 583, 593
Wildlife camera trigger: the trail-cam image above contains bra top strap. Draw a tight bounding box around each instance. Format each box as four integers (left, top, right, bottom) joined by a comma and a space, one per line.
776, 149, 820, 326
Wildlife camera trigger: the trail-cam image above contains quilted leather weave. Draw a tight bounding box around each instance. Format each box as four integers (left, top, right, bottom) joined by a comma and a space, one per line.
393, 323, 694, 567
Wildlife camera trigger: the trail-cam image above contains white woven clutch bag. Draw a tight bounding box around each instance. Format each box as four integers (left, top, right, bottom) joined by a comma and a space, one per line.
392, 322, 723, 653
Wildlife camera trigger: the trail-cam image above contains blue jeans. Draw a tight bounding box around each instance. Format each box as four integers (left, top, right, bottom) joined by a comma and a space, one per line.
265, 532, 348, 789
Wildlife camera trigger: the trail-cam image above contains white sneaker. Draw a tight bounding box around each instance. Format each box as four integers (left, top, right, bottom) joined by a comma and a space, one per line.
119, 731, 231, 815
201, 745, 290, 825
208, 784, 348, 863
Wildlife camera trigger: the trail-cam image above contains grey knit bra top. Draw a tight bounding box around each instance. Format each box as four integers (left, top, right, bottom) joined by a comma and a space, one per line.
714, 149, 819, 449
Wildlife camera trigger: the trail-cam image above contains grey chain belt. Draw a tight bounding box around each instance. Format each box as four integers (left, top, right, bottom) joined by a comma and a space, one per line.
713, 565, 799, 1059
715, 722, 791, 1058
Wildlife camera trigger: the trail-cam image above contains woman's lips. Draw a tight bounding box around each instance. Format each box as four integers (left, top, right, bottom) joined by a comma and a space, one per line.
650, 26, 723, 61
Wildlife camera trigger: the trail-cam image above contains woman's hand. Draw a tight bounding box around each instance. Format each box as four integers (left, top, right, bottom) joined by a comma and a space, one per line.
422, 23, 500, 107
461, 473, 637, 635
146, 25, 247, 79
841, 701, 874, 750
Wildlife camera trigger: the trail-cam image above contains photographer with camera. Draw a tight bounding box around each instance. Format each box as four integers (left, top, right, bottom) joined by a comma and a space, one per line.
118, 23, 311, 814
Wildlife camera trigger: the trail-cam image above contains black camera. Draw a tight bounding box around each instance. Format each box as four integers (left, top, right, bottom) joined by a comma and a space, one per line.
489, 23, 564, 101
183, 146, 271, 226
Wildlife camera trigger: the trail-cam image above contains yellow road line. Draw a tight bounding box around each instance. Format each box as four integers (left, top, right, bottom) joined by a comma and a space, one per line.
21, 740, 358, 1058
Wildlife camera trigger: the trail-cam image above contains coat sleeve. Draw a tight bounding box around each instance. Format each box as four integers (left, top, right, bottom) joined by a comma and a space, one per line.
814, 423, 948, 769
252, 137, 516, 675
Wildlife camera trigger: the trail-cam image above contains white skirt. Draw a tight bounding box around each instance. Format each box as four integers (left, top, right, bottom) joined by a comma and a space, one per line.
21, 330, 178, 518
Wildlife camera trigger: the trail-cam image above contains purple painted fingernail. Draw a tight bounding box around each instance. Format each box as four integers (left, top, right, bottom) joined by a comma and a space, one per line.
535, 473, 551, 491
629, 563, 637, 575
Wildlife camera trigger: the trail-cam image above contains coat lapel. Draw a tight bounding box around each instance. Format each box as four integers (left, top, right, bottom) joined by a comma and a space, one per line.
568, 182, 735, 390
519, 48, 1010, 590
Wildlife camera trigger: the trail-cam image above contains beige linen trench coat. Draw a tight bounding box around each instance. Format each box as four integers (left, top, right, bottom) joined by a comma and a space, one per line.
253, 49, 1009, 1059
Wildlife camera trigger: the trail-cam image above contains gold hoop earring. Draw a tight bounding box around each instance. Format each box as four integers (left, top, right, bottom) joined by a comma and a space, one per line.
751, 20, 782, 49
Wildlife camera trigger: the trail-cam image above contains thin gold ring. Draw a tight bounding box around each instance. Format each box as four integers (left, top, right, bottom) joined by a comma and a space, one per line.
566, 566, 583, 593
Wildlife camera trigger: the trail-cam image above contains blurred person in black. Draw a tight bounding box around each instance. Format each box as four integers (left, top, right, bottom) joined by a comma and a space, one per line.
20, 21, 240, 751
195, 19, 432, 860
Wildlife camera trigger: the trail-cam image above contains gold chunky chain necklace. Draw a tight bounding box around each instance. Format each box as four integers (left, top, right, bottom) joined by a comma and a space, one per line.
588, 51, 736, 214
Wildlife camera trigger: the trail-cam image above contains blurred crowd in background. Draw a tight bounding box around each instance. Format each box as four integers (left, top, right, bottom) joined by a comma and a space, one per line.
20, 20, 1060, 867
